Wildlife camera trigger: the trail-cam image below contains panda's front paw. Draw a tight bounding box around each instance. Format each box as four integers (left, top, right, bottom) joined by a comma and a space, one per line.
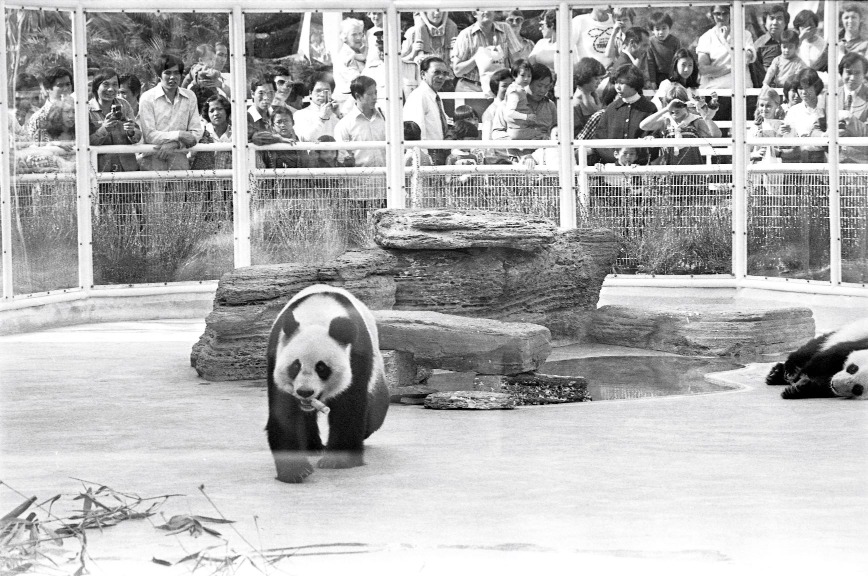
317, 451, 364, 469
766, 362, 788, 386
274, 459, 314, 483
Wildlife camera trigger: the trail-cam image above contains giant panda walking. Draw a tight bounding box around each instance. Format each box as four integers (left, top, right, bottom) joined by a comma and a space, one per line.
766, 319, 868, 399
266, 284, 389, 483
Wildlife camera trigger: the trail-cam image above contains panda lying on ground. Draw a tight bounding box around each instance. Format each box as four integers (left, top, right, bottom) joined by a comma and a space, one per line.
266, 284, 390, 483
766, 319, 868, 399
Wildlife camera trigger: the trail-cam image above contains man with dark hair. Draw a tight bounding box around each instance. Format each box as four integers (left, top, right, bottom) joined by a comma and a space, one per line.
334, 75, 385, 167
612, 27, 653, 88
118, 74, 142, 116
752, 4, 790, 85
592, 64, 657, 164
138, 53, 204, 170
403, 56, 451, 163
838, 51, 868, 163
28, 66, 73, 142
270, 65, 293, 107
294, 72, 340, 142
248, 77, 278, 145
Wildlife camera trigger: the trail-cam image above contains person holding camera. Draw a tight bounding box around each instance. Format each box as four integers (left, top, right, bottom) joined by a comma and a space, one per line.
293, 72, 342, 142
88, 68, 141, 173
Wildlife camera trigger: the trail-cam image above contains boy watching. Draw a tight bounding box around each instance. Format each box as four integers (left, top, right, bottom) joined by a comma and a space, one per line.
647, 11, 683, 86
763, 30, 807, 88
263, 105, 302, 169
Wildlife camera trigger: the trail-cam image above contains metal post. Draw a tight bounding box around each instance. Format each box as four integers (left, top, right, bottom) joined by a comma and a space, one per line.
385, 1, 405, 209
826, 0, 842, 285
731, 0, 747, 281
73, 7, 94, 291
556, 1, 575, 229
0, 0, 13, 299
231, 6, 251, 268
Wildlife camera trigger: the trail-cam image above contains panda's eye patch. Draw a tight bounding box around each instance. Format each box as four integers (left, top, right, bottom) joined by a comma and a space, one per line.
846, 364, 859, 375
315, 361, 332, 380
288, 359, 301, 379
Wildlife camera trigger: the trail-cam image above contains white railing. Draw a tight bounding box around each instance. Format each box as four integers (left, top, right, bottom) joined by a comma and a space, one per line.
1, 0, 867, 311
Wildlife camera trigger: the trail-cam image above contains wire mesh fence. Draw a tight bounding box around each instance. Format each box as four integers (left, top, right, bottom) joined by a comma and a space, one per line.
840, 171, 868, 285
91, 173, 234, 285
406, 167, 560, 221
249, 170, 387, 265
9, 174, 79, 295
579, 170, 734, 275
746, 169, 831, 281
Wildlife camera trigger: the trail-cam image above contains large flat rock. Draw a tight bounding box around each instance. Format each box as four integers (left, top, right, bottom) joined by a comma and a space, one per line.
373, 209, 557, 251
376, 310, 551, 375
590, 303, 815, 356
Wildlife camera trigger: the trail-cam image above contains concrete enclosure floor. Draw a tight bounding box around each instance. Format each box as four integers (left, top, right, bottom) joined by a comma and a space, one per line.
1, 319, 866, 576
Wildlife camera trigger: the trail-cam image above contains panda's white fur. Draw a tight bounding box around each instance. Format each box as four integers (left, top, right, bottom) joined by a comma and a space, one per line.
266, 284, 389, 483
767, 318, 868, 399
831, 349, 868, 399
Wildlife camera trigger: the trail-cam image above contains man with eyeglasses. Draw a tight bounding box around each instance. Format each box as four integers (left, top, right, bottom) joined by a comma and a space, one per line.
138, 53, 204, 170
403, 56, 452, 164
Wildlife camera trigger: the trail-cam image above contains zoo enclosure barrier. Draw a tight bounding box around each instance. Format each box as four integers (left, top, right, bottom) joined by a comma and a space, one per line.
1, 0, 866, 309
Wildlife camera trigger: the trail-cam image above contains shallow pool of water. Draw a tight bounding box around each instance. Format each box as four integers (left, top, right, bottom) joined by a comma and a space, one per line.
541, 356, 744, 400
427, 356, 744, 401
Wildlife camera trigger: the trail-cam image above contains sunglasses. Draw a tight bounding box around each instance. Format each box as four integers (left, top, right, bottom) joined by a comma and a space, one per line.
506, 17, 524, 24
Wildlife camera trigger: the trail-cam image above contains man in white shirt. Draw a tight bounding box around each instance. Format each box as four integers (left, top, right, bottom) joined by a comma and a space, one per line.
137, 53, 204, 170
335, 75, 386, 167
293, 72, 341, 142
403, 56, 451, 164
571, 8, 615, 69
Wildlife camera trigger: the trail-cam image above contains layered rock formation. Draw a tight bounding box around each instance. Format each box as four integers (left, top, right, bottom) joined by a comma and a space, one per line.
191, 209, 619, 381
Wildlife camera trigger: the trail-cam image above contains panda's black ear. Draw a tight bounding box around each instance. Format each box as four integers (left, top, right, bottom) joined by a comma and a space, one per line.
281, 310, 300, 337
329, 316, 357, 346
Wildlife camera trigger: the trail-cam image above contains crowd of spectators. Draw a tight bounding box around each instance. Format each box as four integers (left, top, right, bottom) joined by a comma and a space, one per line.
10, 3, 868, 178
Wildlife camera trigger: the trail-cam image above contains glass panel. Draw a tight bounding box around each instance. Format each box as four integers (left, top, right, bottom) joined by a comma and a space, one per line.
6, 8, 78, 295
747, 169, 830, 280
85, 11, 233, 284
840, 171, 868, 285
583, 169, 732, 275
245, 10, 388, 265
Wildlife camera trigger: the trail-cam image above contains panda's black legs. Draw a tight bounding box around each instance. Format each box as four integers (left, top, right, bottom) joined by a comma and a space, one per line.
266, 397, 323, 483
781, 378, 837, 399
317, 388, 367, 469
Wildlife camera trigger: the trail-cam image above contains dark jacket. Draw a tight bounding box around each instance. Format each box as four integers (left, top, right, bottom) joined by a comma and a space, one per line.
592, 95, 657, 164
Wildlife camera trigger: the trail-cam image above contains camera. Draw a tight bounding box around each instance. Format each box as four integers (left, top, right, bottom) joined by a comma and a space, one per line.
108, 104, 125, 122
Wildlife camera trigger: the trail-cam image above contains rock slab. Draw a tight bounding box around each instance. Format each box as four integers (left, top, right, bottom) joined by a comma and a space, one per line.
591, 303, 815, 356
373, 209, 557, 251
376, 310, 552, 375
190, 250, 397, 381
424, 391, 516, 410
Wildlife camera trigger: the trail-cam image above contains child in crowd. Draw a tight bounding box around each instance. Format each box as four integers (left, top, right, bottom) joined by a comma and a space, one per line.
763, 30, 808, 88
403, 121, 433, 166
604, 7, 637, 62
503, 59, 536, 141
639, 84, 714, 165
647, 11, 682, 86
750, 87, 784, 163
311, 134, 344, 168
452, 105, 479, 129
263, 105, 302, 169
781, 77, 802, 114
445, 120, 481, 165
